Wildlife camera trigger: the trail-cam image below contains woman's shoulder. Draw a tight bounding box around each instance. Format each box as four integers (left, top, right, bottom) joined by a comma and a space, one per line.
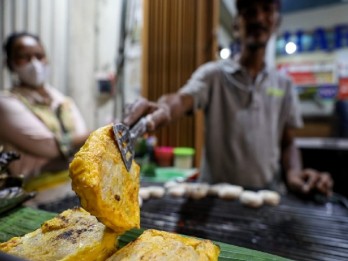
0, 90, 28, 113
0, 89, 13, 96
0, 90, 19, 102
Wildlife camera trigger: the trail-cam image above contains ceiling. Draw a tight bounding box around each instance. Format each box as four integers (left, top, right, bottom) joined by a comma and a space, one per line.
221, 0, 346, 15
219, 0, 347, 40
281, 0, 344, 13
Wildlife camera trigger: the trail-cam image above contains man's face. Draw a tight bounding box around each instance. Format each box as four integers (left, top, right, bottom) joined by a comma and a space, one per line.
237, 1, 280, 50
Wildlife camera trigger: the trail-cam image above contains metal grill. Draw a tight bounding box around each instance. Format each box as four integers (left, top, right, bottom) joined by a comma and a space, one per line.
38, 189, 348, 261
139, 194, 348, 261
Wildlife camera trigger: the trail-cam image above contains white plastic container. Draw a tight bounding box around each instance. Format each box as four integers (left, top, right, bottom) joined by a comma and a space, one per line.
173, 147, 195, 169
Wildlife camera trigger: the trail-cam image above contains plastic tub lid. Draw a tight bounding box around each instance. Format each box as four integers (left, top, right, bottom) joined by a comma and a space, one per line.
155, 146, 173, 153
173, 147, 195, 156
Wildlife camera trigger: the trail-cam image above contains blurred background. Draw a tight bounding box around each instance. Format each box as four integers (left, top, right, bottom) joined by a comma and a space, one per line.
1, 0, 348, 132
1, 2, 348, 261
1, 0, 348, 193
1, 0, 348, 129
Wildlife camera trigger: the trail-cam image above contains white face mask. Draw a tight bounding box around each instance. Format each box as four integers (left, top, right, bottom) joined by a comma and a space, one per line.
13, 58, 49, 87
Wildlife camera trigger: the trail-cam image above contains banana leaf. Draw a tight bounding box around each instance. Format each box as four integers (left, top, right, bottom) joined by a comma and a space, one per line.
0, 207, 292, 260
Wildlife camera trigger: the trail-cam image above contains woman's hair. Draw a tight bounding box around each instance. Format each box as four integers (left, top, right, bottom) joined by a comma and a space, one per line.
3, 32, 41, 69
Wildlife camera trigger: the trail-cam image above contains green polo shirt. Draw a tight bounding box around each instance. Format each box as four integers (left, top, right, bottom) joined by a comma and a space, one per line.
179, 57, 303, 188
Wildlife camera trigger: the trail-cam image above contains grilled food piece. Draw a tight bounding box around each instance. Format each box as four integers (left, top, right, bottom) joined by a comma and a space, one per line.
240, 191, 263, 208
0, 208, 117, 261
106, 229, 220, 261
258, 190, 281, 206
69, 125, 140, 233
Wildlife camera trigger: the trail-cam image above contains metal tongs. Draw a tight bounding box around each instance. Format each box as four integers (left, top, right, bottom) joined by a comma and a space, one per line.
113, 116, 151, 171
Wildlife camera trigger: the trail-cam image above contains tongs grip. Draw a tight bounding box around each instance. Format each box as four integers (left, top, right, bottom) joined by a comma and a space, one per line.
130, 116, 150, 140
113, 116, 151, 171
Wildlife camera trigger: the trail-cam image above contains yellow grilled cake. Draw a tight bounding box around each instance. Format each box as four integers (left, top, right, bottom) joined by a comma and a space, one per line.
0, 208, 117, 261
106, 229, 220, 261
69, 125, 140, 233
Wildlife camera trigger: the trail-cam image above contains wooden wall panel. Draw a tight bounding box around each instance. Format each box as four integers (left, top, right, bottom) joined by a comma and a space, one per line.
142, 0, 219, 166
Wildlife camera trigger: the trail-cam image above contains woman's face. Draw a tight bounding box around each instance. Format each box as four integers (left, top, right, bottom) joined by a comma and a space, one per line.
9, 36, 47, 70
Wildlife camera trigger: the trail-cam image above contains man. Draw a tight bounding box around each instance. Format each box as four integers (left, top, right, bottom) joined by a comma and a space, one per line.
123, 0, 333, 195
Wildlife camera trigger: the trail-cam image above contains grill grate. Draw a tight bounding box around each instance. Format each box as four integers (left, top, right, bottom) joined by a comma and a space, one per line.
138, 195, 348, 261
38, 190, 348, 261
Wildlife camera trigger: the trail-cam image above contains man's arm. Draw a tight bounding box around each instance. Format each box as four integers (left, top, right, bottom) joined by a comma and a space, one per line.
123, 93, 194, 131
281, 127, 302, 175
281, 127, 333, 196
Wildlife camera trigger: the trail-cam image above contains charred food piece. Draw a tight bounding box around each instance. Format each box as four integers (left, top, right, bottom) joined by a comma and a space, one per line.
0, 208, 118, 261
107, 229, 220, 261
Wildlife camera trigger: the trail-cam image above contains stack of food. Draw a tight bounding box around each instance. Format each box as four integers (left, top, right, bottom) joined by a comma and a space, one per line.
0, 125, 220, 261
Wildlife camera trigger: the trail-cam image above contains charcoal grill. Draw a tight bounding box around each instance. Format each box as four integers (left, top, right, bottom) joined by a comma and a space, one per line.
38, 184, 348, 261
140, 190, 348, 261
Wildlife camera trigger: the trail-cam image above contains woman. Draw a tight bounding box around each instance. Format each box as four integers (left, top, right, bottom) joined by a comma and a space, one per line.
0, 32, 90, 178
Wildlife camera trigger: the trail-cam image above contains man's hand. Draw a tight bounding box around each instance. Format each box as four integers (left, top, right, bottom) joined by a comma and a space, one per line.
287, 169, 334, 196
122, 97, 171, 131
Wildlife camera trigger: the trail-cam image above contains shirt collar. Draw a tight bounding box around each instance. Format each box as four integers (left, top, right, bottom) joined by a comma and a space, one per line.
219, 54, 272, 77
218, 55, 242, 74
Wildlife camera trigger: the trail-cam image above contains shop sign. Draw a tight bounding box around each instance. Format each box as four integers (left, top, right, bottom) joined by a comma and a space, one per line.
318, 85, 338, 100
278, 24, 348, 55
